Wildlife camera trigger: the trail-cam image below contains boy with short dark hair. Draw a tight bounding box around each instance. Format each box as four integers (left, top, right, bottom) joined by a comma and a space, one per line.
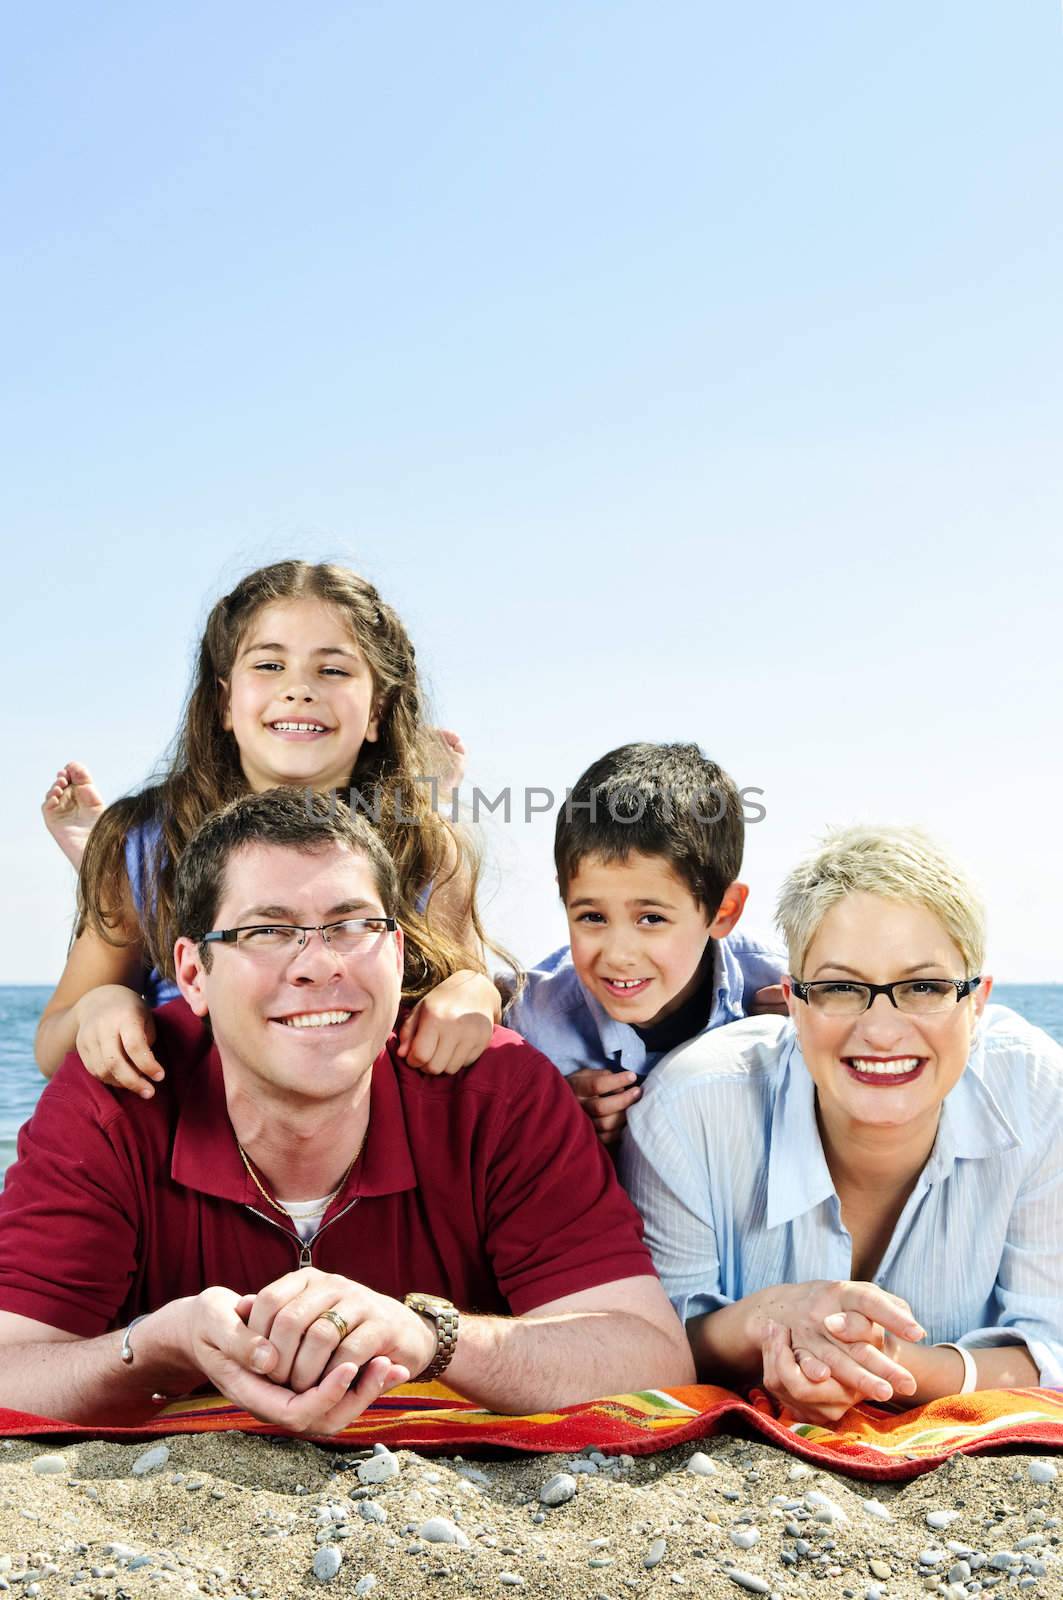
506, 743, 784, 1144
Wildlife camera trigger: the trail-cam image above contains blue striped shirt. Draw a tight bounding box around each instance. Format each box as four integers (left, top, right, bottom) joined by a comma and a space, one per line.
621, 1006, 1063, 1385
505, 932, 785, 1080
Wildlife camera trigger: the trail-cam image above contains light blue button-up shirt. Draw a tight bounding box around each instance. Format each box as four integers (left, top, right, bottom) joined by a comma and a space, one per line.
621, 1007, 1063, 1385
505, 932, 786, 1080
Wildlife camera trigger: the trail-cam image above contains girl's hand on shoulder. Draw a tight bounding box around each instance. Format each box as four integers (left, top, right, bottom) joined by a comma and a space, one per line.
397, 970, 498, 1075
566, 1068, 641, 1147
72, 985, 166, 1098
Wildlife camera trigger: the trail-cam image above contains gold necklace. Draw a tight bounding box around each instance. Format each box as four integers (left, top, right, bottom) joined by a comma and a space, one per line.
236, 1128, 367, 1227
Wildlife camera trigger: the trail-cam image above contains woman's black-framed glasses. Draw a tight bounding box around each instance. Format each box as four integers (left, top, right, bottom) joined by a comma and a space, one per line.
789, 976, 982, 1017
201, 916, 398, 957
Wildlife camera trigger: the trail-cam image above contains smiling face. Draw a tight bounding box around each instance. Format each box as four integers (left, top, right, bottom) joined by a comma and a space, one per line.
175, 840, 404, 1108
565, 851, 747, 1028
786, 891, 991, 1150
221, 597, 381, 793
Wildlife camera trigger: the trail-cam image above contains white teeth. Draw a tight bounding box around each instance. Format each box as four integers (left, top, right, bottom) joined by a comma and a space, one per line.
607, 979, 646, 989
280, 1010, 353, 1029
272, 721, 327, 733
848, 1057, 921, 1076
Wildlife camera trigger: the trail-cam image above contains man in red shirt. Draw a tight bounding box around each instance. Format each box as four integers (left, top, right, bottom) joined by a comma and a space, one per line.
0, 791, 692, 1432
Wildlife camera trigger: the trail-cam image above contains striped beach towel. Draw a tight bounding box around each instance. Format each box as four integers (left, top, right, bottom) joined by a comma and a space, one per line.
2, 1385, 1061, 1481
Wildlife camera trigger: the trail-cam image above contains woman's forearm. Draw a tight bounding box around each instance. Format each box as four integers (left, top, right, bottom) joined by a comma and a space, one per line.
897, 1339, 1039, 1402
686, 1291, 777, 1384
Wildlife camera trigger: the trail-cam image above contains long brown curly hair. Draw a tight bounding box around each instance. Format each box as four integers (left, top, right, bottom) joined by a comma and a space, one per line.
78, 560, 487, 999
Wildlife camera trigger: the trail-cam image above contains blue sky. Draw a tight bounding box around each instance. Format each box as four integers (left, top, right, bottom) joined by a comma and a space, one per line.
4, 1, 1061, 983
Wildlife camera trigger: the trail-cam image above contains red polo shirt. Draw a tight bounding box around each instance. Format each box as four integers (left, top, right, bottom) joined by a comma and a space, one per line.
0, 1000, 653, 1337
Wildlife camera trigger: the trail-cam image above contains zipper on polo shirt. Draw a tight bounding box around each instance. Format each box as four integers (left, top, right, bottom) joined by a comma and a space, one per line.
245, 1194, 362, 1269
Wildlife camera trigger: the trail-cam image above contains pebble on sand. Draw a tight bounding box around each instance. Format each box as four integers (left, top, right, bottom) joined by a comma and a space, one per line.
357, 1451, 400, 1486
29, 1457, 66, 1476
312, 1545, 343, 1582
643, 1539, 667, 1569
727, 1572, 771, 1595
417, 1518, 470, 1548
804, 1489, 848, 1525
685, 1452, 718, 1476
130, 1445, 170, 1477
1029, 1461, 1058, 1484
539, 1473, 578, 1506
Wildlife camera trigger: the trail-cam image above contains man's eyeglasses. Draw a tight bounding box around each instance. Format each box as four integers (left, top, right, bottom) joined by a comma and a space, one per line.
789, 976, 982, 1017
201, 917, 398, 957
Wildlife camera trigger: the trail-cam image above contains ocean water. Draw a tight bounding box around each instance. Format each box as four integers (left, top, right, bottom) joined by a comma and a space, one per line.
2, 984, 1063, 1183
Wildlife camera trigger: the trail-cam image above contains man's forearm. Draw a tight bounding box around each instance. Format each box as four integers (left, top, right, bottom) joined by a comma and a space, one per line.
0, 1304, 201, 1425
444, 1309, 694, 1415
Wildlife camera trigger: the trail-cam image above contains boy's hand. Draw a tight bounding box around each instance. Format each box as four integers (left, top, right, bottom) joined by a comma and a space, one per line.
749, 983, 787, 1016
397, 971, 497, 1075
72, 986, 166, 1098
567, 1068, 641, 1147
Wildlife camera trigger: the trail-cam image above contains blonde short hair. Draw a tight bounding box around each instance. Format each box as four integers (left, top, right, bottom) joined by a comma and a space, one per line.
776, 824, 986, 977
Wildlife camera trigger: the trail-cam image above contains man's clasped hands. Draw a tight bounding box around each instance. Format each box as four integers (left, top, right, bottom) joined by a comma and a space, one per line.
169, 1267, 437, 1437
750, 1280, 926, 1425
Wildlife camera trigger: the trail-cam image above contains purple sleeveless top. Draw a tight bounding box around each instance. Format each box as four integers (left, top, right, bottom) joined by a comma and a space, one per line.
123, 819, 180, 1006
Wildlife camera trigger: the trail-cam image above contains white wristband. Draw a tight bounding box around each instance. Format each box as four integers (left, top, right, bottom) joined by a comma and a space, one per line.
936, 1341, 977, 1395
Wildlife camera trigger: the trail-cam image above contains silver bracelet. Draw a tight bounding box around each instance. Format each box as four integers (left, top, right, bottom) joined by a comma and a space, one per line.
120, 1313, 153, 1366
936, 1341, 977, 1394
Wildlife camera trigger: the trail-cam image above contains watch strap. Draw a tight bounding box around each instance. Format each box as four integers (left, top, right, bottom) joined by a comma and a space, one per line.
404, 1293, 459, 1381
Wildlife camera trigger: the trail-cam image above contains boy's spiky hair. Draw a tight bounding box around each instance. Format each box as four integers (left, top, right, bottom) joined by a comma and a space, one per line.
554, 743, 744, 915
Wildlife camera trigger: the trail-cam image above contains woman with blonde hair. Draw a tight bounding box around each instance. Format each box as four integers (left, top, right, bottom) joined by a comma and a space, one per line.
623, 824, 1063, 1422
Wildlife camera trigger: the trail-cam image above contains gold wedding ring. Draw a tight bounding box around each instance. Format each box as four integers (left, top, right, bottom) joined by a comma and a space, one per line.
318, 1309, 350, 1341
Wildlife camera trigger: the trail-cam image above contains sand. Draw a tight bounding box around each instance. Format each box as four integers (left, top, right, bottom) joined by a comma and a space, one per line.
0, 1433, 1060, 1599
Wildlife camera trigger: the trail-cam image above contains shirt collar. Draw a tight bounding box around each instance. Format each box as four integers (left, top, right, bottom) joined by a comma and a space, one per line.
764, 1026, 1021, 1228
925, 1026, 1020, 1177
766, 1031, 838, 1229
171, 1033, 418, 1204
586, 937, 747, 1074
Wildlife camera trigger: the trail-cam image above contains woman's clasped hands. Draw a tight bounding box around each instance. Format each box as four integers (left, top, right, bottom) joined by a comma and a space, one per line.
752, 1280, 926, 1425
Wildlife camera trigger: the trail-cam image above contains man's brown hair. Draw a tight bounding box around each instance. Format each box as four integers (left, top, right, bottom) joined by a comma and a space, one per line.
175, 788, 458, 999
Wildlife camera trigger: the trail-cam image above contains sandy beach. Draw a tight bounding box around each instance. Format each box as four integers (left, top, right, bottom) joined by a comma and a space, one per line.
1, 1431, 1059, 1599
